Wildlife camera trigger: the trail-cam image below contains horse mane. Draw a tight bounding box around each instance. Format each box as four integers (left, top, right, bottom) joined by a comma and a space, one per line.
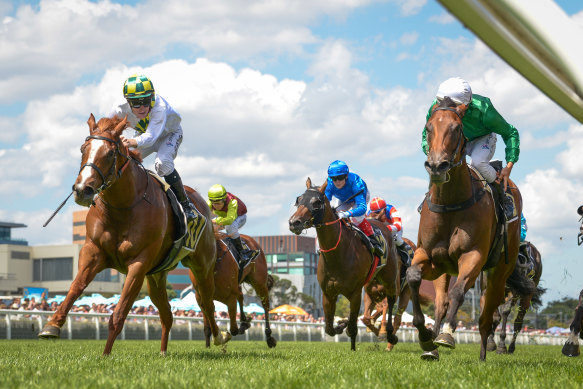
96, 116, 143, 162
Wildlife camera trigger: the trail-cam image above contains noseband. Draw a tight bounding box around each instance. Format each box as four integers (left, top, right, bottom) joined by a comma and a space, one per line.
78, 135, 131, 194
427, 106, 467, 169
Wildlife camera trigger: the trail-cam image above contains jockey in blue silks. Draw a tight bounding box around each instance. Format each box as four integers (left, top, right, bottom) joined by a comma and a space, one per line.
324, 160, 383, 256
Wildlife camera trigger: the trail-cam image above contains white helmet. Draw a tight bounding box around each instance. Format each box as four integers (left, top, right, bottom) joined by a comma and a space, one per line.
436, 77, 472, 105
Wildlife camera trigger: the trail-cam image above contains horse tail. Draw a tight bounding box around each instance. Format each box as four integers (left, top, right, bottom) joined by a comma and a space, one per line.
505, 265, 539, 299
266, 274, 275, 291
530, 285, 547, 308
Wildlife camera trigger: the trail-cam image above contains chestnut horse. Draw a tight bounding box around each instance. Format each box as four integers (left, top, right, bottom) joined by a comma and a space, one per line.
189, 232, 277, 348
486, 241, 544, 354
289, 178, 400, 351
407, 98, 522, 361
562, 205, 583, 357
38, 114, 230, 355
361, 237, 433, 351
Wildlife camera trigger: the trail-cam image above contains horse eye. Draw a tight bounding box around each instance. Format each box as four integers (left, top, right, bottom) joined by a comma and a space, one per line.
312, 198, 322, 208
107, 149, 115, 158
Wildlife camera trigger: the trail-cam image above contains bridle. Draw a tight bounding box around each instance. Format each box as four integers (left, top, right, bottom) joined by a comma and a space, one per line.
427, 106, 467, 170
78, 135, 131, 194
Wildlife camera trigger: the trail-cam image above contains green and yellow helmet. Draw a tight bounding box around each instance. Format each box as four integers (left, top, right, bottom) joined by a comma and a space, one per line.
208, 184, 227, 201
123, 74, 155, 99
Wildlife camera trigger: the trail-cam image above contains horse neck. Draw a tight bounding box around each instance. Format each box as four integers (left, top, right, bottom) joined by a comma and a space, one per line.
429, 161, 473, 205
99, 159, 144, 209
315, 207, 349, 259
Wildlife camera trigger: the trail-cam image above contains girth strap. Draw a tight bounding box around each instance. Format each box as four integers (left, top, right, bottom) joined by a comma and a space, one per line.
425, 186, 485, 213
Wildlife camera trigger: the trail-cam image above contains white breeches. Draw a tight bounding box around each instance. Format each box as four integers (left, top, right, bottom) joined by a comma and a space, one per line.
139, 129, 183, 177
225, 214, 247, 238
467, 133, 497, 183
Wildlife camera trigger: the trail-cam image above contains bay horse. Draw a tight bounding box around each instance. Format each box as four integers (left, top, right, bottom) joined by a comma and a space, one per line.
38, 114, 230, 355
361, 237, 433, 351
189, 232, 277, 348
407, 97, 522, 361
562, 205, 583, 357
485, 241, 544, 354
289, 178, 400, 351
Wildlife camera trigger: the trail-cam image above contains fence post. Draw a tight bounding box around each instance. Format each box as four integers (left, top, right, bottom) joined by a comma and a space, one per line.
188, 320, 192, 341
293, 324, 297, 341
144, 318, 149, 341
278, 323, 282, 341
67, 319, 72, 340
94, 317, 99, 340
307, 325, 311, 342
5, 314, 11, 340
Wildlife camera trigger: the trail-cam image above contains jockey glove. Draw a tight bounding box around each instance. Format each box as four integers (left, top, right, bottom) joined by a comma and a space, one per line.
337, 211, 351, 219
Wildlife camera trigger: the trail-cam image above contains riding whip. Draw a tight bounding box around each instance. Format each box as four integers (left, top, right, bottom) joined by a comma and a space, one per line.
43, 190, 74, 227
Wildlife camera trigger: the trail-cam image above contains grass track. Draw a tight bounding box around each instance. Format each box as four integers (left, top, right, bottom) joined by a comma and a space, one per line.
1, 340, 582, 388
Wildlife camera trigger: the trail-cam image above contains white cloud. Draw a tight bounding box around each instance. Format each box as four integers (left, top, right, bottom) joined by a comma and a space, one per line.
399, 31, 419, 45
557, 123, 583, 177
428, 12, 455, 24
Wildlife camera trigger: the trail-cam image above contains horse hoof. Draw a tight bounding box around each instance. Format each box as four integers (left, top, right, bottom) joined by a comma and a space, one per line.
214, 331, 232, 346
496, 345, 508, 354
508, 344, 515, 354
239, 322, 251, 332
419, 338, 437, 352
38, 324, 60, 339
486, 338, 497, 352
434, 333, 455, 349
385, 343, 394, 352
420, 349, 439, 361
562, 342, 580, 357
266, 337, 277, 348
378, 331, 387, 342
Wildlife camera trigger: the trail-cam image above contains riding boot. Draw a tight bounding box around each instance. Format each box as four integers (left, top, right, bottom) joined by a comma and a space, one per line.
232, 236, 259, 267
491, 181, 515, 221
400, 242, 414, 266
357, 219, 384, 257
165, 169, 198, 223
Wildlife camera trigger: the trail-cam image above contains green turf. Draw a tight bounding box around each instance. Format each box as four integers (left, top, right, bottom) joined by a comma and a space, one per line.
0, 340, 581, 388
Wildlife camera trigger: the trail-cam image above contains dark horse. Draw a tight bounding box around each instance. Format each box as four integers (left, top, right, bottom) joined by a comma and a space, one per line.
38, 114, 230, 355
562, 205, 583, 357
361, 236, 433, 351
407, 98, 522, 361
289, 178, 400, 351
485, 241, 544, 354
189, 232, 277, 348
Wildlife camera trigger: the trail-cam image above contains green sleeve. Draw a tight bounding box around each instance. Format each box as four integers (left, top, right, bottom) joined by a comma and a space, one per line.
421, 102, 435, 155
216, 199, 239, 226
484, 104, 520, 163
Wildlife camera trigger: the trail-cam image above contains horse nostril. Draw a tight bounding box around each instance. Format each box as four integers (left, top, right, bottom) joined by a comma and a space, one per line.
83, 186, 95, 198
436, 161, 450, 173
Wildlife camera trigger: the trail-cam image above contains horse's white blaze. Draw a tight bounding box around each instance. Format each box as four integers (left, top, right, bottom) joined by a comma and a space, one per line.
79, 139, 106, 185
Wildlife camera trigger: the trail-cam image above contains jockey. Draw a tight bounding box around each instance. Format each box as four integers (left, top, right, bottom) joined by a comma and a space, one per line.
111, 74, 201, 226
207, 184, 259, 266
368, 197, 414, 265
324, 160, 383, 257
421, 77, 520, 220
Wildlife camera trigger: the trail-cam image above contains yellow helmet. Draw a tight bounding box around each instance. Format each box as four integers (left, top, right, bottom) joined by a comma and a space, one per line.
123, 74, 155, 99
208, 184, 227, 201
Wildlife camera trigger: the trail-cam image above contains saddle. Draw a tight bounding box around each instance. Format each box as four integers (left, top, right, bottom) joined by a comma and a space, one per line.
146, 171, 207, 275
221, 237, 259, 283
348, 222, 389, 284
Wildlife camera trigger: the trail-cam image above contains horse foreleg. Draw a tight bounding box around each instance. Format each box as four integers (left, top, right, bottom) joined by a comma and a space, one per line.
480, 267, 511, 362
496, 297, 514, 354
193, 269, 231, 348
254, 284, 276, 348
487, 306, 501, 352
406, 251, 436, 354
563, 289, 583, 357
226, 296, 239, 336
104, 264, 147, 356
432, 274, 450, 338
508, 295, 530, 354
147, 273, 173, 355
237, 292, 251, 334
385, 294, 397, 345
203, 314, 212, 348
347, 291, 362, 351
39, 245, 105, 339
322, 292, 339, 337
379, 302, 388, 342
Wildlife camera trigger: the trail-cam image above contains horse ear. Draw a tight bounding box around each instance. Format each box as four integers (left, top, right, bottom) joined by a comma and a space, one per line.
87, 114, 96, 133
113, 115, 129, 136
319, 179, 327, 194
456, 104, 468, 118
306, 177, 312, 189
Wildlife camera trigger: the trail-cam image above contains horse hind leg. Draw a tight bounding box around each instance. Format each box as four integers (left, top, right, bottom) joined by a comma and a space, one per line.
562, 290, 583, 357
385, 295, 398, 345
251, 279, 276, 348
508, 297, 530, 354
237, 294, 251, 334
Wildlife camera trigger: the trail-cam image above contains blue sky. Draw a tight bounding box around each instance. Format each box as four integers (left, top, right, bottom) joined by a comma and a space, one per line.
1, 0, 582, 306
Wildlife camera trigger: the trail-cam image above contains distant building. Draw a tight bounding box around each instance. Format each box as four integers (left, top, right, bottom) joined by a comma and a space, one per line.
0, 221, 27, 246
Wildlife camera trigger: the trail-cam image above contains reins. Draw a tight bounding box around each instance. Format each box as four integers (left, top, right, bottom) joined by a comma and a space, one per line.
317, 218, 343, 253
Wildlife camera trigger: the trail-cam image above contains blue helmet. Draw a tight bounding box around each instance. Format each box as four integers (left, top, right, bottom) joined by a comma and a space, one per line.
328, 160, 349, 177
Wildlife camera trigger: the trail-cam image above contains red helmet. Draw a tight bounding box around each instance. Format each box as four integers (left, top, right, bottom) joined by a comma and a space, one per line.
370, 197, 387, 212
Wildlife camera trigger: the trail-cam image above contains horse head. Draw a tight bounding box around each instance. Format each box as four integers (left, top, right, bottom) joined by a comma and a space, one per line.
73, 114, 132, 206
424, 96, 468, 184
288, 177, 333, 234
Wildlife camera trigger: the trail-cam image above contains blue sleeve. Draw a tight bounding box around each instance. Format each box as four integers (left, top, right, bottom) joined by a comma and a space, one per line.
324, 178, 334, 201
348, 174, 367, 217
520, 214, 527, 242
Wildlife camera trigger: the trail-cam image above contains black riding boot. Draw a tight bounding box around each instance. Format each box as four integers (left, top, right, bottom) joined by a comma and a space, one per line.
491, 181, 515, 221
367, 234, 384, 257
232, 236, 258, 267
399, 242, 414, 266
165, 169, 196, 222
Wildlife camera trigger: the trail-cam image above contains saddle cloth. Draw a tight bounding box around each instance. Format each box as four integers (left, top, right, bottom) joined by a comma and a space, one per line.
146, 171, 207, 275
349, 223, 389, 282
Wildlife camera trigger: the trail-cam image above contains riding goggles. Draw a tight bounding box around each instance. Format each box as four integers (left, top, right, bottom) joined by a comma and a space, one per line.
127, 97, 152, 108
331, 175, 347, 182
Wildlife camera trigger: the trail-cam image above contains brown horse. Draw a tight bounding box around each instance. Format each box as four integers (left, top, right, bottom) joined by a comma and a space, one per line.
38, 114, 230, 355
289, 178, 400, 351
361, 237, 433, 351
485, 241, 544, 354
562, 205, 583, 357
189, 232, 277, 348
407, 98, 522, 361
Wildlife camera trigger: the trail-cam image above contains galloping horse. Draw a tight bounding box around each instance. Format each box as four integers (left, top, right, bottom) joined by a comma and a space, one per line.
361, 237, 433, 351
407, 97, 522, 361
562, 205, 583, 357
38, 114, 230, 355
485, 241, 544, 354
189, 232, 277, 348
289, 178, 400, 351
